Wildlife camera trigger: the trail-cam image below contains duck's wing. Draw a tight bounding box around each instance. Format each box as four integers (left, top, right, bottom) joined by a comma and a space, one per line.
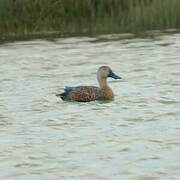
56, 86, 77, 100
58, 86, 101, 102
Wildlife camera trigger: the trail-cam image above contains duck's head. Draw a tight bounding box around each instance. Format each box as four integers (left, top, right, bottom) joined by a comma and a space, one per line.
97, 66, 122, 80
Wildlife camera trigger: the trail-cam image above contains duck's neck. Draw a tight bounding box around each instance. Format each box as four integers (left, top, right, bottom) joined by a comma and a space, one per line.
98, 77, 110, 89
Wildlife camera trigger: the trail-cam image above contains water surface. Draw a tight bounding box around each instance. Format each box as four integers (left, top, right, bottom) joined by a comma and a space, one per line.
0, 33, 180, 180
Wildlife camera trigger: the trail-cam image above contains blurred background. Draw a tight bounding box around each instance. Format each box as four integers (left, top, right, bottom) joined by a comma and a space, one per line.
1, 0, 180, 41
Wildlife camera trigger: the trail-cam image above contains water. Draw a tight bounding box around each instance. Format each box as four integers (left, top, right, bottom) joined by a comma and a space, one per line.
0, 33, 180, 180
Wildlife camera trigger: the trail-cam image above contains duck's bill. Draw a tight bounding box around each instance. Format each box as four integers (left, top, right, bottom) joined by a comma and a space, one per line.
108, 71, 122, 79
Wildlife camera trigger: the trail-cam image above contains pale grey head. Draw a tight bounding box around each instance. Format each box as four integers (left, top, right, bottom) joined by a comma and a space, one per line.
97, 66, 121, 89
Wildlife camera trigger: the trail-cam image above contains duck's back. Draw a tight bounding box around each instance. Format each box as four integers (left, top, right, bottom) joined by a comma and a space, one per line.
58, 86, 103, 102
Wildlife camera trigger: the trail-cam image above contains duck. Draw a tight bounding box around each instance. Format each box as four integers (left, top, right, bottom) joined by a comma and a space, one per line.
56, 66, 121, 102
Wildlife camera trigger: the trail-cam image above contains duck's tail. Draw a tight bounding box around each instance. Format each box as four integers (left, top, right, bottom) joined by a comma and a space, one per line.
56, 92, 66, 100
56, 87, 72, 101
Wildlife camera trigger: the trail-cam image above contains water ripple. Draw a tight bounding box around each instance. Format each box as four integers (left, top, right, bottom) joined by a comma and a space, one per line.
0, 33, 180, 179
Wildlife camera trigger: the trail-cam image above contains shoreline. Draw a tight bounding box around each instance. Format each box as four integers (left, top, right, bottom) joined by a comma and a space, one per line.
1, 29, 179, 44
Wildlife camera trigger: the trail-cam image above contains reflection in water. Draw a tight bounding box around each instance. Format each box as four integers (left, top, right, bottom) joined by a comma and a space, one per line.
0, 33, 180, 179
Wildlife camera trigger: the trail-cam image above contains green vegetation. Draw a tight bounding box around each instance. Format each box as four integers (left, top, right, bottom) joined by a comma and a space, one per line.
0, 0, 180, 41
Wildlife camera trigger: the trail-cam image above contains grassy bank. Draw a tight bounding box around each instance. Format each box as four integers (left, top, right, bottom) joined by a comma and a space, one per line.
0, 0, 180, 41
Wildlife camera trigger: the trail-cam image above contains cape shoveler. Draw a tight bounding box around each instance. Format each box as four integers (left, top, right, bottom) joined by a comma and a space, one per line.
57, 66, 121, 102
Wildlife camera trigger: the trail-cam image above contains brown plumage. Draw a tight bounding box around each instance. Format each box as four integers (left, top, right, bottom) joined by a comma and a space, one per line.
57, 66, 121, 102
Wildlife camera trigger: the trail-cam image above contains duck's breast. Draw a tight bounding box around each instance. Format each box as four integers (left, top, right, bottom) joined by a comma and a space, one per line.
100, 88, 114, 100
